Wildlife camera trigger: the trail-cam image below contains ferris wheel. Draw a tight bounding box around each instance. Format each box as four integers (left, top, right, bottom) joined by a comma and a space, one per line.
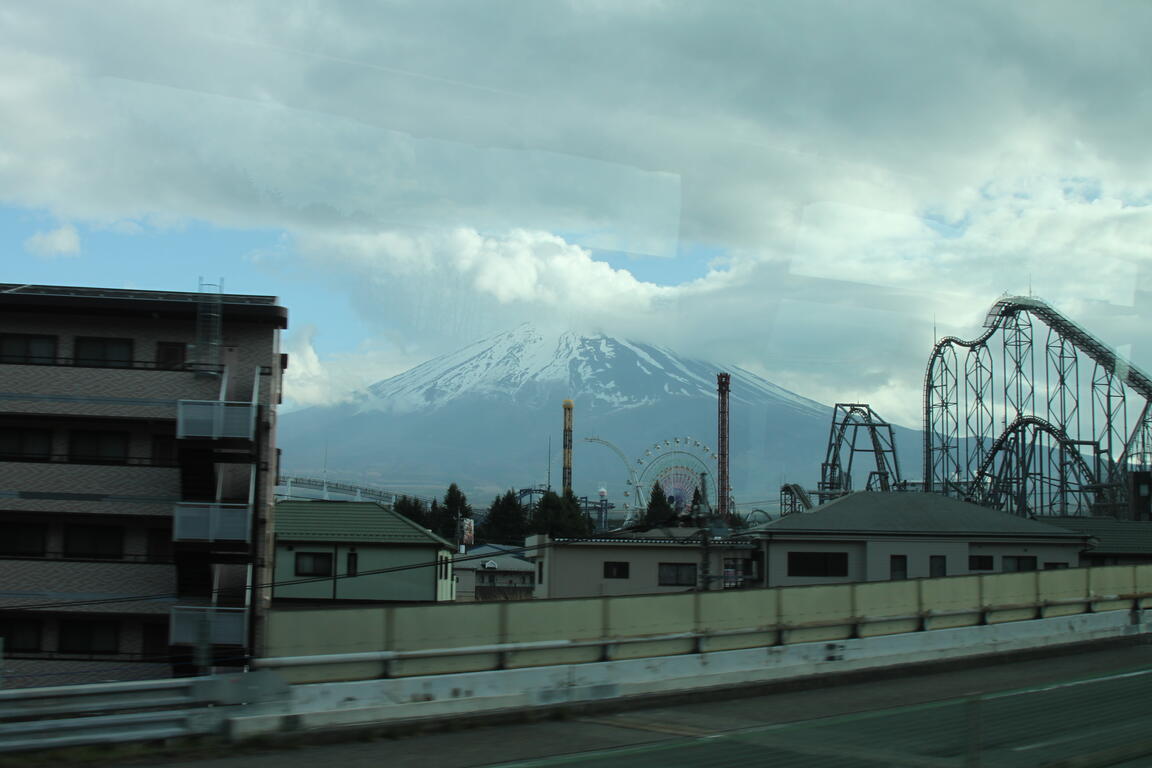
636, 437, 717, 513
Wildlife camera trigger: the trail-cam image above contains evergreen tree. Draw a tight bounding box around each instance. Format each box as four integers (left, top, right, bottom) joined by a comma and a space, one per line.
531, 490, 592, 538
478, 490, 528, 545
645, 481, 675, 526
444, 482, 472, 522
427, 498, 455, 542
393, 495, 428, 528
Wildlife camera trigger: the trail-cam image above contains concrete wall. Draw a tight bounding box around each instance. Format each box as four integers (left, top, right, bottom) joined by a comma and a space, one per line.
261, 564, 1152, 684
236, 609, 1152, 740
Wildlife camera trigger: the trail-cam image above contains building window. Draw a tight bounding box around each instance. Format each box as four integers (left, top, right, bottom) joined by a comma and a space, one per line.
146, 528, 173, 562
141, 622, 169, 659
156, 342, 187, 369
63, 525, 125, 559
658, 562, 698, 586
723, 557, 754, 588
536, 560, 544, 584
0, 428, 53, 461
69, 430, 130, 464
1043, 562, 1069, 570
58, 619, 119, 654
929, 555, 947, 578
151, 434, 178, 465
0, 334, 57, 364
787, 552, 849, 578
347, 550, 359, 577
295, 552, 333, 576
0, 523, 48, 556
0, 616, 43, 652
968, 555, 994, 571
1003, 556, 1038, 572
74, 337, 133, 368
603, 561, 630, 579
890, 555, 908, 580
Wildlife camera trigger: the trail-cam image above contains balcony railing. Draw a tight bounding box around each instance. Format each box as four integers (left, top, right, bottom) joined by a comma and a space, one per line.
173, 503, 252, 543
177, 400, 256, 440
170, 606, 248, 646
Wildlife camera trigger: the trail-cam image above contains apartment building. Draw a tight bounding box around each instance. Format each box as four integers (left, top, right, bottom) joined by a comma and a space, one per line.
0, 283, 286, 686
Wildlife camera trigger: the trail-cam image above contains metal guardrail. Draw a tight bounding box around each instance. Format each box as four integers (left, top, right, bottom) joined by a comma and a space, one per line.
0, 672, 288, 753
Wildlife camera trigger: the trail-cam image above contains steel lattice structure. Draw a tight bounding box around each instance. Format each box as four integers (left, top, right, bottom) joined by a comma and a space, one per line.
636, 438, 717, 516
818, 403, 904, 504
923, 296, 1152, 517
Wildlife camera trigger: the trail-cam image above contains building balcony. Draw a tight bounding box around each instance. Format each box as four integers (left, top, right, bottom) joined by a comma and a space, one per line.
170, 606, 248, 646
173, 503, 251, 543
0, 361, 220, 420
177, 401, 256, 440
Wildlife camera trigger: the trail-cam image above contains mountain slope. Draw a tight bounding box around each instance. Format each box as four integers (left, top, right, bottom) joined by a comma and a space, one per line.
277, 325, 919, 508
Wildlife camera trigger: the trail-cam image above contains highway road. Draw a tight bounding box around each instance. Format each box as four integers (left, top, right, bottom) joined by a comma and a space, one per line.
141, 643, 1152, 768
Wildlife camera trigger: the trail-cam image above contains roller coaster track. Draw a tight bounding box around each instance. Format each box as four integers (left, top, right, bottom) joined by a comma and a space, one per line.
819, 403, 903, 503
924, 296, 1152, 515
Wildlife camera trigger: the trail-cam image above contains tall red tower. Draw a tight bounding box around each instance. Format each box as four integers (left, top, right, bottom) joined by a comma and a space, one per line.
716, 372, 731, 525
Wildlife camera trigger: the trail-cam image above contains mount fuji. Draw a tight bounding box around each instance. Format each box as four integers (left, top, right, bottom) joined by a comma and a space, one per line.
275, 325, 919, 509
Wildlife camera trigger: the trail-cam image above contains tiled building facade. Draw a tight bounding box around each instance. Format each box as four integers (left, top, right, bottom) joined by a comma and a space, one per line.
0, 284, 286, 687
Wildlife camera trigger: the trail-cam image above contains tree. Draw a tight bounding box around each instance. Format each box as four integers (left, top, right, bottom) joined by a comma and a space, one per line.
393, 495, 428, 528
530, 489, 592, 538
426, 483, 472, 543
645, 481, 675, 526
479, 490, 528, 545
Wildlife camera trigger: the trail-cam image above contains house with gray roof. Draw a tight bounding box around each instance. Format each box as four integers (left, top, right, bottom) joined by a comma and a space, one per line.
1044, 517, 1152, 567
454, 544, 535, 601
749, 492, 1092, 586
272, 500, 455, 603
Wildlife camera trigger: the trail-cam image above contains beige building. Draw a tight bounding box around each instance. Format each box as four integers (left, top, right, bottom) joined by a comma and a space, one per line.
527, 493, 1091, 599
751, 492, 1091, 586
272, 500, 456, 603
0, 283, 285, 685
528, 529, 759, 599
454, 544, 534, 601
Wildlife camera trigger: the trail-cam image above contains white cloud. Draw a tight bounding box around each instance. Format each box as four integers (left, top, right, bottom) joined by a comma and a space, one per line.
23, 224, 80, 258
1, 1, 1151, 424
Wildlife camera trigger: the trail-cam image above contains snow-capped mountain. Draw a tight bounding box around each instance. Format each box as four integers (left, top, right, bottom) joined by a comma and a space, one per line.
277, 325, 919, 506
360, 324, 826, 416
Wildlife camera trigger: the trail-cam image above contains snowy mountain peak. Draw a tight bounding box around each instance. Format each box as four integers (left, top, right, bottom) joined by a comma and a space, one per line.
362, 324, 825, 416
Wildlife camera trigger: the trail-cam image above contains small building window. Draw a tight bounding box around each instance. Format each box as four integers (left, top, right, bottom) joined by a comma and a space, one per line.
155, 342, 187, 370
347, 550, 359, 577
0, 334, 57, 364
295, 552, 333, 576
69, 430, 130, 464
59, 619, 119, 654
929, 555, 947, 578
141, 622, 169, 659
536, 560, 544, 584
787, 552, 849, 578
603, 561, 630, 579
0, 428, 53, 461
0, 522, 48, 556
63, 525, 124, 559
0, 616, 43, 652
890, 555, 908, 580
968, 555, 994, 571
658, 562, 697, 586
1003, 556, 1038, 572
74, 337, 134, 368
1043, 562, 1069, 570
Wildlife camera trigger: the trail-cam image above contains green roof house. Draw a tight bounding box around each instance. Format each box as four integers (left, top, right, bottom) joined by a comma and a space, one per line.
272, 500, 456, 603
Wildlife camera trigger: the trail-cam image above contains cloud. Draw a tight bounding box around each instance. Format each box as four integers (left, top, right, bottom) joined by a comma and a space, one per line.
23, 224, 81, 258
1, 1, 1150, 425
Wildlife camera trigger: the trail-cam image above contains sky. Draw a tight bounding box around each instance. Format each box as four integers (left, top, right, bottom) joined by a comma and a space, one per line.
3, 0, 1151, 427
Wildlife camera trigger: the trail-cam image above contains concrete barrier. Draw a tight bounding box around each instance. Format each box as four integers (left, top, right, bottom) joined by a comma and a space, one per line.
232, 608, 1152, 741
